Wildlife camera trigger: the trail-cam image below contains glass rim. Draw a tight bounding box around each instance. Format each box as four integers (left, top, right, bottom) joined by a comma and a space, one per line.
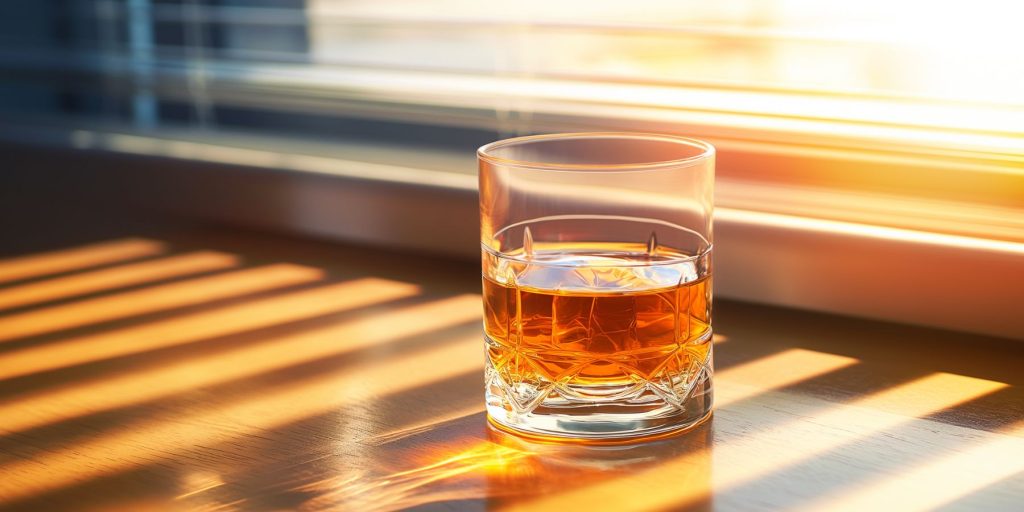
483, 215, 713, 268
477, 132, 715, 172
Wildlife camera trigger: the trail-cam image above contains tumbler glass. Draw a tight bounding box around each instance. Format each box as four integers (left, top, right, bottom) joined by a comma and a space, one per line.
479, 133, 714, 441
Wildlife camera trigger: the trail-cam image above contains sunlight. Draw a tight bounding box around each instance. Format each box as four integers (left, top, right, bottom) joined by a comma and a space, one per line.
548, 371, 1008, 512
494, 75, 1024, 137
691, 372, 1010, 507
0, 251, 239, 311
0, 293, 478, 434
360, 405, 485, 446
714, 348, 858, 407
175, 470, 226, 501
717, 208, 1024, 256
401, 443, 530, 478
0, 277, 418, 382
495, 175, 1024, 256
0, 238, 166, 284
795, 422, 1024, 512
499, 348, 858, 511
0, 333, 483, 503
0, 263, 323, 344
500, 361, 1007, 512
322, 442, 531, 512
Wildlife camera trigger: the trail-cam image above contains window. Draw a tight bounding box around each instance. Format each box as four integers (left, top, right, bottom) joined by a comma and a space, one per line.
1, 1, 1022, 337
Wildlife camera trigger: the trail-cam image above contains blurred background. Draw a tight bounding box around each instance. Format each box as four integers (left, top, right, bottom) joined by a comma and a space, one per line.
1, 0, 1022, 337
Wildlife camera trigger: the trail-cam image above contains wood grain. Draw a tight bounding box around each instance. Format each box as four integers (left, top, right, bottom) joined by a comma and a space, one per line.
0, 222, 1020, 512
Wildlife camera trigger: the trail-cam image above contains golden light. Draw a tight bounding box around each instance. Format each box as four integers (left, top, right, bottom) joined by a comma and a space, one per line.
503, 361, 1007, 512
0, 251, 239, 311
685, 372, 1010, 510
717, 208, 1024, 256
0, 293, 479, 434
795, 422, 1024, 512
0, 330, 484, 503
0, 238, 166, 284
362, 404, 485, 447
500, 348, 859, 511
0, 263, 323, 344
296, 441, 532, 512
175, 471, 226, 501
714, 348, 859, 407
0, 277, 418, 382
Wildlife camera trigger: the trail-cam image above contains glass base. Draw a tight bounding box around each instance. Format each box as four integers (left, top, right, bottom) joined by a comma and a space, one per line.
485, 349, 714, 442
487, 403, 713, 444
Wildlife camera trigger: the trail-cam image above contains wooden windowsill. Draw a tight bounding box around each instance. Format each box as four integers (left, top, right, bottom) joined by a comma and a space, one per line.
0, 206, 1021, 511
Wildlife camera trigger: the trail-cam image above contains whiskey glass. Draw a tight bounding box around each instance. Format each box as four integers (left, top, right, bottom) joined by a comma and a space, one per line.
479, 133, 714, 440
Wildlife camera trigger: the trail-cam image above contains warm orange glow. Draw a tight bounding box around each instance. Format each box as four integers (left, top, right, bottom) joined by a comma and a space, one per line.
361, 405, 484, 446
717, 175, 1024, 244
405, 443, 530, 477
497, 175, 1024, 253
346, 442, 530, 510
0, 334, 483, 503
845, 373, 1008, 415
498, 348, 858, 511
175, 471, 226, 501
795, 422, 1024, 512
548, 372, 1003, 512
510, 371, 1007, 512
0, 238, 166, 284
695, 373, 1009, 504
0, 294, 479, 434
0, 251, 240, 311
717, 208, 1024, 256
0, 263, 323, 343
0, 277, 418, 382
715, 348, 859, 407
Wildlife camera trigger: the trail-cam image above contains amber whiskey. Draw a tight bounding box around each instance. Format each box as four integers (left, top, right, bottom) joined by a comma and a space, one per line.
482, 242, 713, 430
